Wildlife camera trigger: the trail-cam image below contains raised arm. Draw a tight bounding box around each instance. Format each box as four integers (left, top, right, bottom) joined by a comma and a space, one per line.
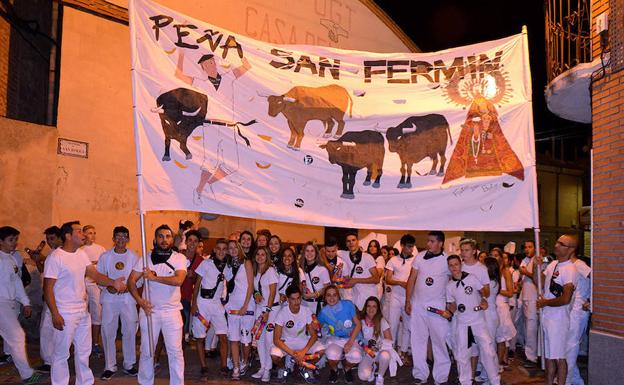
175, 50, 194, 85
233, 57, 251, 79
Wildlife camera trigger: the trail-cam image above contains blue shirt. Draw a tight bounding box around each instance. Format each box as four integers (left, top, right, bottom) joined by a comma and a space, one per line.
318, 300, 357, 338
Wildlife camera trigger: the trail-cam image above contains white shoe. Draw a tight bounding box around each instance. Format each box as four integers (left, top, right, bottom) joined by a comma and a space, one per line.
261, 370, 271, 382
252, 369, 264, 379
375, 375, 384, 385
231, 367, 240, 381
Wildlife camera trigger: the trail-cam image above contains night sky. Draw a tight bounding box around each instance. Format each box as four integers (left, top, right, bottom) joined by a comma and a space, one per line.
376, 0, 591, 142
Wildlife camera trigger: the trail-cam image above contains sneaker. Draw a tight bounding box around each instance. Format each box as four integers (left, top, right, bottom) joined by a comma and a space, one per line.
23, 373, 43, 384
232, 367, 240, 381
184, 333, 190, 343
239, 361, 248, 376
345, 368, 354, 384
413, 379, 425, 384
123, 367, 138, 376
475, 374, 487, 383
100, 370, 115, 381
252, 369, 264, 379
328, 369, 338, 384
262, 369, 271, 382
375, 375, 385, 385
277, 368, 288, 380
35, 364, 50, 373
0, 354, 12, 365
299, 367, 316, 383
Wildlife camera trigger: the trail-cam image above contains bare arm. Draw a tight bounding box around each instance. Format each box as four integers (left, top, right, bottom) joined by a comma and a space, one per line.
191, 274, 203, 314
86, 264, 124, 291
382, 327, 392, 341
385, 269, 407, 288
405, 267, 418, 314
538, 283, 575, 308
273, 325, 293, 355
350, 267, 380, 285
128, 270, 153, 315
266, 283, 277, 309
146, 269, 186, 287
44, 277, 64, 330
233, 57, 251, 78
175, 50, 193, 85
481, 283, 490, 299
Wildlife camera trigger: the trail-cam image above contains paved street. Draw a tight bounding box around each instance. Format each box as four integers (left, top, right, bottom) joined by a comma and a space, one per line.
0, 338, 587, 384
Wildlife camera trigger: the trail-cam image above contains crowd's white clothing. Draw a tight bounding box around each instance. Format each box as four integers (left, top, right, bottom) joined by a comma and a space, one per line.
542, 259, 577, 359
384, 254, 414, 352
225, 261, 254, 344
338, 250, 379, 309
81, 243, 106, 326
271, 304, 324, 357
520, 256, 538, 362
566, 258, 591, 385
301, 264, 330, 314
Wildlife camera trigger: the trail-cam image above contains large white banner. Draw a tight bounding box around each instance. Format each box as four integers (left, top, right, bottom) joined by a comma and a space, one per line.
129, 0, 538, 231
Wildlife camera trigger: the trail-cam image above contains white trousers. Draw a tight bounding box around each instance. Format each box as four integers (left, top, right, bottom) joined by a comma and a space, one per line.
510, 299, 524, 349
86, 285, 102, 326
522, 299, 538, 361
0, 300, 33, 380
358, 350, 391, 381
138, 310, 184, 385
40, 305, 55, 365
255, 308, 277, 372
385, 295, 410, 352
566, 310, 589, 385
454, 322, 500, 385
51, 311, 94, 385
495, 300, 517, 343
325, 336, 363, 363
101, 301, 138, 372
410, 307, 451, 383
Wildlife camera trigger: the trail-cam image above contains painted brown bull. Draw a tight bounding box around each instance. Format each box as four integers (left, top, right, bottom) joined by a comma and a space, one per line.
319, 130, 384, 199
265, 84, 353, 150
386, 114, 452, 188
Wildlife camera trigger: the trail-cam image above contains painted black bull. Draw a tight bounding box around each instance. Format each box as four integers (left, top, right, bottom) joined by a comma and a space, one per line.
263, 84, 353, 150
319, 130, 385, 199
153, 88, 254, 161
386, 114, 452, 188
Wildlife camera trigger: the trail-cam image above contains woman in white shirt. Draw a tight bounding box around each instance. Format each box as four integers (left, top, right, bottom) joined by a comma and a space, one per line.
251, 247, 278, 382
301, 242, 331, 314
357, 296, 401, 385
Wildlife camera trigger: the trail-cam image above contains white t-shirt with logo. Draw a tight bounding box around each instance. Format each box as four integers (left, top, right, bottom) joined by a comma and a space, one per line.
82, 243, 106, 285
542, 259, 577, 318
254, 266, 279, 307
339, 251, 378, 309
43, 248, 91, 314
301, 264, 331, 297
361, 318, 390, 347
97, 248, 139, 304
0, 250, 29, 305
274, 304, 313, 342
132, 251, 187, 312
194, 257, 232, 305
277, 267, 304, 298
227, 261, 252, 311
572, 259, 591, 312
446, 273, 485, 325
411, 251, 450, 310
385, 255, 416, 301
462, 261, 489, 289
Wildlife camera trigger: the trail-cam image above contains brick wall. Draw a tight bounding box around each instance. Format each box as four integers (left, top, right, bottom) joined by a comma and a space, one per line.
590, 0, 624, 338
0, 8, 10, 116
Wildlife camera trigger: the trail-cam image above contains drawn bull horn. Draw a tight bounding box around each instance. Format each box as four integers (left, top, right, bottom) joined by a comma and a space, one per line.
182, 106, 202, 117
283, 96, 296, 103
256, 90, 271, 98
403, 122, 418, 134
151, 105, 164, 113
342, 141, 356, 147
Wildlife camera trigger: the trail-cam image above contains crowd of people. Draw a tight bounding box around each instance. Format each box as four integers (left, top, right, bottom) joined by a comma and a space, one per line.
0, 221, 591, 385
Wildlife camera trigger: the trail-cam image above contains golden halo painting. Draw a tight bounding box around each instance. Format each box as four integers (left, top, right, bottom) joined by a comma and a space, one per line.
442, 69, 525, 184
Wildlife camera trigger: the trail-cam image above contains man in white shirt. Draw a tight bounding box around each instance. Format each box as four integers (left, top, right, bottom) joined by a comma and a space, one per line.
191, 238, 231, 377
97, 226, 140, 380
271, 285, 324, 382
338, 232, 380, 310
446, 254, 500, 385
458, 238, 490, 373
0, 226, 40, 383
43, 221, 126, 385
384, 234, 416, 355
536, 235, 578, 385
519, 240, 539, 367
80, 225, 106, 356
566, 254, 591, 385
127, 224, 187, 385
405, 231, 451, 384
